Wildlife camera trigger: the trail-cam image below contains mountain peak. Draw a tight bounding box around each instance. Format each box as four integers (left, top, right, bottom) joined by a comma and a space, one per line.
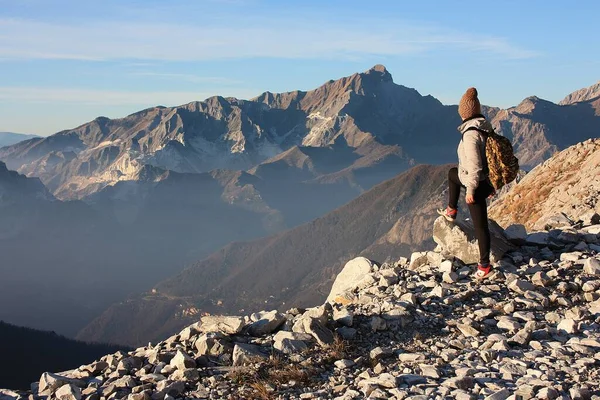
559, 81, 600, 105
363, 64, 393, 83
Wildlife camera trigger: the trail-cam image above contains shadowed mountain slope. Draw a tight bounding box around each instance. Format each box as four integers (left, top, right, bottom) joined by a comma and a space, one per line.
78, 164, 450, 346
0, 321, 129, 390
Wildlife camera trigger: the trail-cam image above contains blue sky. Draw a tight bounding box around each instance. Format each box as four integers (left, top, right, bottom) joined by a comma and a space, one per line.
1, 0, 599, 136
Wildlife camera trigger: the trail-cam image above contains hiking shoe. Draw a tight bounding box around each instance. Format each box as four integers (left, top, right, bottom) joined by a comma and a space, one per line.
437, 206, 457, 222
474, 263, 493, 280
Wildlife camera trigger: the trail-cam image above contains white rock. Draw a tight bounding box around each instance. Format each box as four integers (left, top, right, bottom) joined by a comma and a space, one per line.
557, 318, 578, 334
583, 258, 600, 275
38, 373, 84, 396
169, 350, 196, 370
327, 257, 374, 303
333, 306, 354, 327
248, 310, 286, 336
409, 251, 429, 270
334, 359, 355, 369
54, 384, 81, 400
433, 217, 513, 264
200, 315, 245, 334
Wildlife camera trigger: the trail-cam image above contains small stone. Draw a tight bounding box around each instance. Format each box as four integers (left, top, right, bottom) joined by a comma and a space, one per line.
508, 279, 535, 294
55, 384, 81, 400
303, 318, 334, 346
336, 326, 357, 340
569, 387, 592, 400
418, 364, 440, 379
532, 271, 551, 287
484, 388, 511, 400
560, 251, 583, 262
232, 343, 268, 366
442, 376, 474, 390
409, 252, 429, 270
333, 307, 354, 327
583, 258, 600, 275
536, 387, 559, 400
276, 337, 308, 354
369, 347, 392, 360
443, 271, 459, 283
557, 318, 578, 334
440, 260, 453, 273
496, 317, 521, 333
398, 353, 425, 362
169, 350, 196, 370
170, 368, 200, 381
371, 316, 387, 332
430, 285, 446, 298
456, 323, 480, 337
334, 359, 355, 369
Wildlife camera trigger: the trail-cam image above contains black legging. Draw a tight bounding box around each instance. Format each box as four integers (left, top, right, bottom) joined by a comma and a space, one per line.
448, 167, 493, 265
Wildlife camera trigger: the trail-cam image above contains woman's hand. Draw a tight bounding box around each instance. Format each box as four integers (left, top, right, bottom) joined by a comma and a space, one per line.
466, 194, 475, 204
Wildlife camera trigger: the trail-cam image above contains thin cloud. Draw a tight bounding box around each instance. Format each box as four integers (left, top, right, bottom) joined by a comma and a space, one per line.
130, 72, 242, 85
0, 87, 260, 106
0, 17, 539, 62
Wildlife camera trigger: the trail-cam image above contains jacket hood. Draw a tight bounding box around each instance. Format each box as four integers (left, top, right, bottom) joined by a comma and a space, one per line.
458, 115, 493, 135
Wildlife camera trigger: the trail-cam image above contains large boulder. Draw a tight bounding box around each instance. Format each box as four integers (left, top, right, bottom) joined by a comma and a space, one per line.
433, 217, 514, 264
169, 349, 196, 370
55, 384, 82, 400
248, 310, 286, 336
199, 316, 245, 335
195, 332, 233, 357
327, 257, 374, 303
38, 372, 85, 396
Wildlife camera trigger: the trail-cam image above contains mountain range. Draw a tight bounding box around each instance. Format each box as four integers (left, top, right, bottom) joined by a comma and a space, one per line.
0, 132, 38, 148
1, 65, 599, 344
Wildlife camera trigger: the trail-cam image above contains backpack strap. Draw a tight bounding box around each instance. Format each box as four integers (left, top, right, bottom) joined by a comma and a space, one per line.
464, 126, 490, 137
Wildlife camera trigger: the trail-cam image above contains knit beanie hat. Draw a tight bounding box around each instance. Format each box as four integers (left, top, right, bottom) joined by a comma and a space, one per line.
458, 87, 481, 121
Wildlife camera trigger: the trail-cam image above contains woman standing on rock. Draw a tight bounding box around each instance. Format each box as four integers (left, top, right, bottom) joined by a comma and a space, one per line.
438, 87, 496, 279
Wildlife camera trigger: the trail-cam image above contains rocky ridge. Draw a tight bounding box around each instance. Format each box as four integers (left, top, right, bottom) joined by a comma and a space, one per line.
5, 209, 600, 399
490, 138, 600, 231
560, 82, 600, 105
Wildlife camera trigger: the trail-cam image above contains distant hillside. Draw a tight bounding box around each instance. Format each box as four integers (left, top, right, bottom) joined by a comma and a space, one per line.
0, 321, 129, 390
0, 132, 38, 148
78, 164, 450, 346
0, 162, 279, 337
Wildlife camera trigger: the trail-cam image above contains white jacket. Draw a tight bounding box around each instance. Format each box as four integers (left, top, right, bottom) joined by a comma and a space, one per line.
457, 116, 491, 195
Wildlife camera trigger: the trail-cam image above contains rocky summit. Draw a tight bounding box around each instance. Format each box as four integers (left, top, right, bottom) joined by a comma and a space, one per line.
4, 207, 600, 399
